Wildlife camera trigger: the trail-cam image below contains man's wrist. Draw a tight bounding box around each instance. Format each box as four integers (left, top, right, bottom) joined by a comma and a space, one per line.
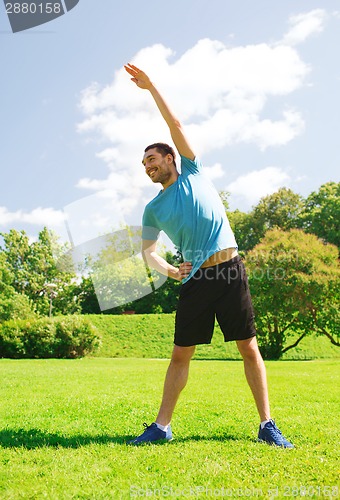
148, 83, 159, 95
168, 267, 181, 281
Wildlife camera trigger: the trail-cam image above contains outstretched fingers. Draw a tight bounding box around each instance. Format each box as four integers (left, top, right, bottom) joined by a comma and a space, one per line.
127, 63, 140, 71
124, 64, 134, 76
124, 63, 152, 89
124, 63, 141, 77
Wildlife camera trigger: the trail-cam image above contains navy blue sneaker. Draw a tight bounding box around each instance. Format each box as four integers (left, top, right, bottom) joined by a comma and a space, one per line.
258, 420, 294, 448
127, 423, 173, 445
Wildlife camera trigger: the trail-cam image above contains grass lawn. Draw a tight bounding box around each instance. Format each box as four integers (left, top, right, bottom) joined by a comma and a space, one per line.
0, 358, 339, 499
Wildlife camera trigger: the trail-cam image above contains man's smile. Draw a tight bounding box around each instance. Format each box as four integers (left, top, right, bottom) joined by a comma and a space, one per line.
148, 167, 158, 177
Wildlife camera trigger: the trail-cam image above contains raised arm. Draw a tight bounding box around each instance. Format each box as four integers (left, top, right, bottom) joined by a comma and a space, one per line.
124, 63, 195, 160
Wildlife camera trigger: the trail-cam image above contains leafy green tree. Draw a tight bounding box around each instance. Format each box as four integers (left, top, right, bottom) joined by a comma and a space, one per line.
252, 188, 304, 230
0, 229, 30, 294
219, 191, 230, 210
299, 182, 340, 248
76, 277, 101, 314
0, 251, 14, 293
227, 209, 254, 254
0, 250, 37, 322
246, 228, 339, 359
0, 228, 80, 316
226, 188, 304, 252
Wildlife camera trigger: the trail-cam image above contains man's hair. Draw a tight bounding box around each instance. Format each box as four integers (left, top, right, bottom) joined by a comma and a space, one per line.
144, 142, 176, 167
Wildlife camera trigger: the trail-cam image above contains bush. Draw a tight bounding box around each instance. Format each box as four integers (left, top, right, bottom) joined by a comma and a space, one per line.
24, 319, 57, 358
0, 316, 100, 359
54, 316, 101, 358
0, 319, 27, 358
0, 293, 37, 324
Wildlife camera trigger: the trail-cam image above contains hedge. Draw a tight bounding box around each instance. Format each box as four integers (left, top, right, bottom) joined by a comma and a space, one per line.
0, 315, 100, 359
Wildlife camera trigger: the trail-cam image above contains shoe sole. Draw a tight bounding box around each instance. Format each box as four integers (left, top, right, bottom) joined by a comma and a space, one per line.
127, 437, 173, 446
258, 438, 294, 448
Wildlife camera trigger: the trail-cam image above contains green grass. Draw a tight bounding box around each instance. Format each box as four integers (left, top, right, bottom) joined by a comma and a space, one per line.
89, 314, 340, 360
0, 358, 339, 499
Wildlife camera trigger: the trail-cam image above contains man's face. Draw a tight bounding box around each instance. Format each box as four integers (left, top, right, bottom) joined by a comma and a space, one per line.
142, 148, 173, 185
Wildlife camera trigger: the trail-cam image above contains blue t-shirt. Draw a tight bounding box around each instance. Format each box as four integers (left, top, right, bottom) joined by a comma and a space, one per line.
142, 155, 237, 283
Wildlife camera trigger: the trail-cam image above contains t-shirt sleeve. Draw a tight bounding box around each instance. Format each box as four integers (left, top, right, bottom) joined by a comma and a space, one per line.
142, 206, 160, 240
180, 155, 203, 176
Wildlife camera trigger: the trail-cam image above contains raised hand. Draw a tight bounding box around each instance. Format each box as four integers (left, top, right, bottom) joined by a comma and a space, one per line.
124, 63, 152, 90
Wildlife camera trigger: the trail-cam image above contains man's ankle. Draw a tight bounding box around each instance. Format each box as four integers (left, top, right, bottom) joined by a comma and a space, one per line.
260, 419, 272, 429
155, 422, 170, 431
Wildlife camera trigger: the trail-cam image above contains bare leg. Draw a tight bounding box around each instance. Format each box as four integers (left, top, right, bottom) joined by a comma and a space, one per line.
156, 345, 196, 426
236, 337, 271, 422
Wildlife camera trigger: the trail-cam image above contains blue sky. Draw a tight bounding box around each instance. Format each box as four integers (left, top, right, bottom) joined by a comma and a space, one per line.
1, 0, 339, 245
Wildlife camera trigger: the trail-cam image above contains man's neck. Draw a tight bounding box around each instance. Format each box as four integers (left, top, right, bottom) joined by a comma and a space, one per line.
162, 171, 179, 190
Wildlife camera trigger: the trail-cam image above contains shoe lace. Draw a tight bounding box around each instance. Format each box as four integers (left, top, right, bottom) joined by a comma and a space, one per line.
141, 422, 157, 435
266, 420, 283, 438
271, 421, 281, 431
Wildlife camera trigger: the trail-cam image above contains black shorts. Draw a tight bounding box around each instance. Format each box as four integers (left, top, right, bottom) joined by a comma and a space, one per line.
175, 256, 256, 347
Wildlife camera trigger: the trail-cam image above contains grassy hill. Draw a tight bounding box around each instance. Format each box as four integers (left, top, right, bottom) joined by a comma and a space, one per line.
88, 313, 340, 360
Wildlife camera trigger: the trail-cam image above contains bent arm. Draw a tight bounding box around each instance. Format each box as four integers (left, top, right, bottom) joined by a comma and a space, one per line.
125, 63, 195, 160
142, 240, 192, 281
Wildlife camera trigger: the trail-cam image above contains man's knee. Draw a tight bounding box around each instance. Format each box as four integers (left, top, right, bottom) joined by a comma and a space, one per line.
236, 336, 262, 361
171, 345, 196, 364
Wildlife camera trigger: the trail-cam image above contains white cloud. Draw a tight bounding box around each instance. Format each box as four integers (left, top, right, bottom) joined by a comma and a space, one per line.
204, 163, 225, 180
240, 109, 305, 151
226, 167, 291, 209
0, 206, 66, 227
281, 9, 327, 46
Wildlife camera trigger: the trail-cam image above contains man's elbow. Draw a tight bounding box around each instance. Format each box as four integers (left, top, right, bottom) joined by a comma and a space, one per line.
142, 249, 155, 265
171, 119, 183, 132
141, 248, 149, 262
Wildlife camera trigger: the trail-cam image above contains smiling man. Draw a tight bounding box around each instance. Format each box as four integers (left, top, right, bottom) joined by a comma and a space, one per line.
143, 144, 177, 188
124, 63, 294, 448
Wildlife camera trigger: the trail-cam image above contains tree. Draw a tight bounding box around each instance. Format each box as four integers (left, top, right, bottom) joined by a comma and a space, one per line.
299, 182, 340, 248
0, 228, 80, 316
219, 191, 230, 210
0, 252, 37, 322
246, 228, 339, 359
76, 276, 101, 315
227, 209, 255, 254
253, 188, 304, 228
226, 188, 305, 252
0, 251, 15, 298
